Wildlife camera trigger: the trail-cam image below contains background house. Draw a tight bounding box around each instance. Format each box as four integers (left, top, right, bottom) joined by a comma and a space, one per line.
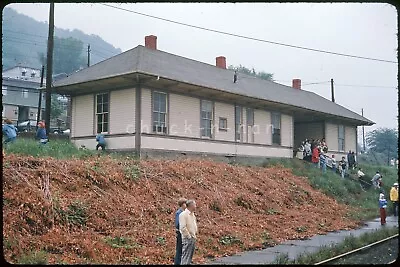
2, 66, 70, 129
53, 35, 374, 160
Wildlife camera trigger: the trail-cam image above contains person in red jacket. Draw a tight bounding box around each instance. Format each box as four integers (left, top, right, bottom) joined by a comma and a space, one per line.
312, 146, 320, 167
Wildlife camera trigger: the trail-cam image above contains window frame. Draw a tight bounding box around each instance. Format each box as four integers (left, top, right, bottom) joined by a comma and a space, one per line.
95, 92, 109, 134
338, 124, 345, 151
152, 91, 168, 134
271, 112, 281, 145
200, 100, 214, 138
219, 117, 228, 131
235, 105, 242, 142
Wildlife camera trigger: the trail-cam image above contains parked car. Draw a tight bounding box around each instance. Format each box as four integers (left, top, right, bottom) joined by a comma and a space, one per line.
16, 120, 37, 132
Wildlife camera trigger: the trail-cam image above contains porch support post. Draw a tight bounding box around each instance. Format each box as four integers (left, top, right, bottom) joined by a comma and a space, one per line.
135, 83, 142, 158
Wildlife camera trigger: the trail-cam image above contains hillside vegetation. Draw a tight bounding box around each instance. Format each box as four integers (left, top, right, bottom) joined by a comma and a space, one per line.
3, 139, 398, 264
2, 7, 121, 71
3, 153, 362, 264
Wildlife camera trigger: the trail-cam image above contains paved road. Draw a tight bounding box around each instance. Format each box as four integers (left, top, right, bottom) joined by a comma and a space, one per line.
207, 216, 399, 265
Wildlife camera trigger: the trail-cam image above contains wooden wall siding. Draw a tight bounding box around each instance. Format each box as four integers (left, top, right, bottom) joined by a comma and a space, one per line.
169, 93, 200, 138
109, 88, 135, 135
214, 102, 235, 141
72, 94, 93, 137
254, 109, 271, 145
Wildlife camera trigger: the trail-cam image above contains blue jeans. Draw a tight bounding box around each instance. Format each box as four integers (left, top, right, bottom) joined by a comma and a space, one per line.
341, 168, 346, 179
332, 166, 336, 173
174, 231, 183, 265
322, 162, 327, 173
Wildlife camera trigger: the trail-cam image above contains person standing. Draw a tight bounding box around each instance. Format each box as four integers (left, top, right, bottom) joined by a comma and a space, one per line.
379, 193, 388, 225
331, 155, 337, 173
339, 157, 347, 179
95, 132, 106, 151
347, 151, 352, 170
36, 121, 48, 144
390, 183, 398, 217
2, 119, 17, 145
312, 146, 320, 168
304, 140, 311, 162
319, 151, 327, 173
179, 199, 198, 265
174, 198, 187, 265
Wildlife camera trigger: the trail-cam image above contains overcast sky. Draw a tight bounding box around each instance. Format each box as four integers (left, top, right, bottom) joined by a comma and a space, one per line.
7, 3, 398, 140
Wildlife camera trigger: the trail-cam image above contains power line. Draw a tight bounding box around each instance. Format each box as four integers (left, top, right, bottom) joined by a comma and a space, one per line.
302, 81, 331, 86
334, 84, 397, 89
99, 3, 397, 64
3, 29, 118, 56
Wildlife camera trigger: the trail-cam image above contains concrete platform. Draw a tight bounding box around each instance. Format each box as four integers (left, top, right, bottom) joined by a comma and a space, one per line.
208, 216, 399, 265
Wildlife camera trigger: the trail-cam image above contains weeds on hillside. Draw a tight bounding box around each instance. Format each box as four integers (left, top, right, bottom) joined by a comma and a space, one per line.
219, 235, 243, 246
261, 158, 398, 221
124, 165, 140, 181
103, 236, 142, 249
54, 199, 88, 227
17, 250, 48, 264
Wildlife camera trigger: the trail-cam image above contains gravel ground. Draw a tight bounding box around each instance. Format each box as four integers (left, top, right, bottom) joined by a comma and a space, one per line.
330, 237, 398, 265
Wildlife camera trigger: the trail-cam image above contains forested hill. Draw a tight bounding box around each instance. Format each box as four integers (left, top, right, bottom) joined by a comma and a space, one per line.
2, 7, 122, 73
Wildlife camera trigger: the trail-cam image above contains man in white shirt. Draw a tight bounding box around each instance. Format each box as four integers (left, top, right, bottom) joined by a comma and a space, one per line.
179, 199, 198, 265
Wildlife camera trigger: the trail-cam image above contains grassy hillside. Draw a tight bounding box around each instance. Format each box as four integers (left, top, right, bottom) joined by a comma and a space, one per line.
3, 139, 398, 264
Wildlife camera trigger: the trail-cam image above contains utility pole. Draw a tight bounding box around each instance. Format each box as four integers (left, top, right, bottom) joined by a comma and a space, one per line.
45, 3, 54, 136
362, 108, 366, 152
36, 65, 45, 130
331, 78, 335, 102
87, 44, 91, 67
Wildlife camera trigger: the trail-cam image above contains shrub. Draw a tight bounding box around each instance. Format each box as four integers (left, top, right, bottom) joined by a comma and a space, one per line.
124, 165, 140, 181
209, 200, 222, 212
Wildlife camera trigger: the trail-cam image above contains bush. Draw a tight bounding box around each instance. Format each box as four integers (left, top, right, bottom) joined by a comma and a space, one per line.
103, 236, 141, 249
219, 235, 243, 245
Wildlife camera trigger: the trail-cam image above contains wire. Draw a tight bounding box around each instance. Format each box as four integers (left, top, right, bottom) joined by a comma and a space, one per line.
4, 29, 118, 56
99, 3, 397, 64
302, 81, 331, 86
335, 84, 397, 89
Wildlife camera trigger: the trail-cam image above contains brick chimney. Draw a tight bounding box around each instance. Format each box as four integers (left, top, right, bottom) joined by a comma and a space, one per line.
292, 79, 301, 90
145, 35, 157, 50
216, 56, 226, 69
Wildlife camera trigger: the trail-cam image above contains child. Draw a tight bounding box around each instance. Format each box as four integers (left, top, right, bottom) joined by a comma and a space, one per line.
379, 193, 388, 225
96, 133, 106, 151
36, 121, 48, 144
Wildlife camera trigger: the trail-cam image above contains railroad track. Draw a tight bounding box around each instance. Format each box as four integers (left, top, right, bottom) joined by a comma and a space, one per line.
314, 234, 399, 265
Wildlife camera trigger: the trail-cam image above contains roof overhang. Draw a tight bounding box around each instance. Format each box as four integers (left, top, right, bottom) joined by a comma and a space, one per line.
52, 72, 374, 126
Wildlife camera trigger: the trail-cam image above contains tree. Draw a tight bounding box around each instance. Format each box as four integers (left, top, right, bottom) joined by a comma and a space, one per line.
39, 36, 85, 75
366, 128, 398, 165
50, 94, 63, 120
228, 64, 274, 81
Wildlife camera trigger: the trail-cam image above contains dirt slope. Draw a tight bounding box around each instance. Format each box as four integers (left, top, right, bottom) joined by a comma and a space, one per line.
2, 154, 362, 264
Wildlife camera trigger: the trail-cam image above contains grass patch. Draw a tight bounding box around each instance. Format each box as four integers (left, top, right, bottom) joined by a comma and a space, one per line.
17, 250, 48, 264
103, 236, 141, 249
54, 200, 88, 227
4, 138, 94, 159
124, 165, 140, 181
273, 226, 398, 264
209, 200, 223, 212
